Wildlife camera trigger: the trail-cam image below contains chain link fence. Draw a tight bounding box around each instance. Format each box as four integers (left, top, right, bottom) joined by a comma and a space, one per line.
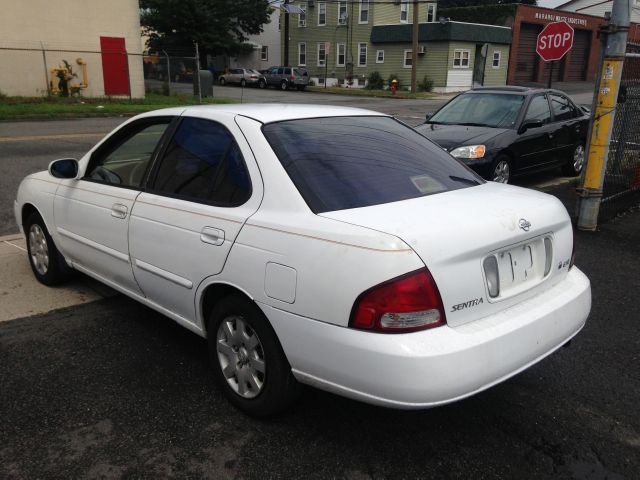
599, 44, 640, 221
0, 42, 204, 99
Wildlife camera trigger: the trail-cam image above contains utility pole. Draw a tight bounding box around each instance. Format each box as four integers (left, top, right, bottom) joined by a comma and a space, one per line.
577, 0, 630, 230
411, 0, 419, 93
284, 0, 290, 66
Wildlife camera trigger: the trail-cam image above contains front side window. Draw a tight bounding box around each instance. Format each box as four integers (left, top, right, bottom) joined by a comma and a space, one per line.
263, 116, 482, 213
337, 43, 346, 66
338, 1, 347, 24
360, 0, 369, 23
453, 50, 470, 68
400, 1, 408, 23
317, 42, 326, 66
492, 51, 501, 68
404, 50, 412, 68
150, 117, 251, 206
525, 95, 552, 125
318, 2, 326, 26
376, 50, 384, 63
298, 43, 306, 66
86, 120, 170, 188
428, 93, 525, 128
299, 3, 306, 27
261, 46, 268, 61
549, 94, 575, 121
358, 43, 367, 66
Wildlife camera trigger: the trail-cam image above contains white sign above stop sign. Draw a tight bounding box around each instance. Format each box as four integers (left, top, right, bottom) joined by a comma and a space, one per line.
536, 21, 574, 62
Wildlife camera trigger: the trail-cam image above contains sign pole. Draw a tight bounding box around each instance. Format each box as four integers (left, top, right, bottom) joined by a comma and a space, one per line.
548, 61, 553, 89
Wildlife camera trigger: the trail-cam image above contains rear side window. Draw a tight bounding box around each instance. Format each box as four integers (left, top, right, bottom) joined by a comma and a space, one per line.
263, 116, 482, 213
550, 94, 575, 121
525, 95, 552, 124
150, 117, 251, 206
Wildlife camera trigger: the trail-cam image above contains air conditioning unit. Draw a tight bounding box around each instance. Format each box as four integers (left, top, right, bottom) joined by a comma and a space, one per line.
308, 0, 315, 7
338, 13, 348, 25
418, 46, 426, 55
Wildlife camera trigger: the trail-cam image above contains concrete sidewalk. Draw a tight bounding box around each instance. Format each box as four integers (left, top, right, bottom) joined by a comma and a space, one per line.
0, 234, 115, 322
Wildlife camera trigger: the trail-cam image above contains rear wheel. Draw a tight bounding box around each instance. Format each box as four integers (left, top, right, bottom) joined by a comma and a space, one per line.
562, 144, 586, 176
219, 77, 226, 86
280, 80, 288, 91
296, 85, 306, 92
491, 156, 511, 184
258, 79, 266, 89
25, 212, 71, 286
207, 295, 301, 417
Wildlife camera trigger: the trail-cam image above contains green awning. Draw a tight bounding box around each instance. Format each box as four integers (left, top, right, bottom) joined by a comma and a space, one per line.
371, 21, 512, 45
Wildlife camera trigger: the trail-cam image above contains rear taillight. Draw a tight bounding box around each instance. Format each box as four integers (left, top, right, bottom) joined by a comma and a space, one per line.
290, 75, 296, 80
251, 75, 258, 79
350, 269, 446, 333
569, 230, 576, 270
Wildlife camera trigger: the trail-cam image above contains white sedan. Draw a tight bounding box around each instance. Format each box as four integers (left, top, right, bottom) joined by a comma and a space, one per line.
14, 104, 591, 417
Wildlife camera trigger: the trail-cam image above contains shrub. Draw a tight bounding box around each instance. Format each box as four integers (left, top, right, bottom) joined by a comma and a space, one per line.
387, 74, 401, 90
366, 71, 384, 90
419, 75, 434, 92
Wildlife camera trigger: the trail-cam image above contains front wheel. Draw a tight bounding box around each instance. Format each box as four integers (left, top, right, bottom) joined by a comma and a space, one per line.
219, 77, 226, 86
562, 144, 586, 176
240, 78, 246, 88
258, 79, 266, 89
207, 295, 301, 417
280, 80, 288, 91
491, 156, 511, 184
25, 212, 71, 286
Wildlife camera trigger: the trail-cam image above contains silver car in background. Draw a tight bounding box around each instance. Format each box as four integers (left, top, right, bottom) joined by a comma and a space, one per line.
218, 68, 266, 88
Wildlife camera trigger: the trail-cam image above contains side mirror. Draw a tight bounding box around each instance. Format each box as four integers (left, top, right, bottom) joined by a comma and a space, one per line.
48, 158, 79, 179
519, 119, 543, 134
425, 113, 433, 122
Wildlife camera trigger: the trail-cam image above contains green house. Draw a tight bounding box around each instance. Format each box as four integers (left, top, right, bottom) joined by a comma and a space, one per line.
282, 1, 511, 92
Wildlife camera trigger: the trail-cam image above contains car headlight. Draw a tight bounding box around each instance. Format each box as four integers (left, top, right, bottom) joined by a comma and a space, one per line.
449, 145, 486, 159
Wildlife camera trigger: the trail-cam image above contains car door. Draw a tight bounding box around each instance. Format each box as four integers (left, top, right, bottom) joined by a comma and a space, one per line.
511, 94, 556, 172
128, 112, 263, 325
54, 117, 174, 295
549, 93, 584, 162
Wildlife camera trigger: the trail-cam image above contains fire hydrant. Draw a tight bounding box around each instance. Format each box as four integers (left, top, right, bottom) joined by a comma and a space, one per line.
391, 79, 398, 96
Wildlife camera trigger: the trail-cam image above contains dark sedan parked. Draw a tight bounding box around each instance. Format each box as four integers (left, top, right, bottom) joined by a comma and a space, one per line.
415, 87, 590, 183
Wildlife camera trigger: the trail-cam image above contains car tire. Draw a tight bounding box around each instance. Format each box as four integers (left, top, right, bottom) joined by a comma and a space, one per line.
280, 80, 288, 91
240, 79, 246, 88
25, 211, 72, 286
258, 79, 266, 89
207, 295, 301, 417
491, 156, 511, 184
562, 144, 586, 177
296, 85, 306, 92
219, 77, 225, 86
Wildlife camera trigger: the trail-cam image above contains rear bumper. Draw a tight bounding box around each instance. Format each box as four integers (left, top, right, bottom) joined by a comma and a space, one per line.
262, 267, 591, 408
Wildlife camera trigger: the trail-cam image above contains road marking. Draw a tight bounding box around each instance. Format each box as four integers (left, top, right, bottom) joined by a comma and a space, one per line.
0, 133, 105, 143
3, 240, 26, 252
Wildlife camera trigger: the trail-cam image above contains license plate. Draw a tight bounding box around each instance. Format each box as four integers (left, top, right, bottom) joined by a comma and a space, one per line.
495, 242, 540, 291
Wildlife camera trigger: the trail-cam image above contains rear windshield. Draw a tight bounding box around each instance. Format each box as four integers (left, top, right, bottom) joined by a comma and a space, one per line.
262, 116, 482, 213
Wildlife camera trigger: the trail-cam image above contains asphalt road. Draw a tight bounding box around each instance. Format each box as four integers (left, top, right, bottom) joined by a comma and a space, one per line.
1, 211, 638, 479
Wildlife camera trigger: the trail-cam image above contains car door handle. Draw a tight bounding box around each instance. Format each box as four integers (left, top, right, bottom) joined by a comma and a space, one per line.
111, 203, 128, 219
201, 227, 225, 246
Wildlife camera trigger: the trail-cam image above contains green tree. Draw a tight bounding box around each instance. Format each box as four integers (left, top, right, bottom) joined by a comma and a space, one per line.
141, 0, 272, 66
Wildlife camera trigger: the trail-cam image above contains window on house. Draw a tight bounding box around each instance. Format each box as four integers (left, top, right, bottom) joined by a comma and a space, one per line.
360, 0, 369, 23
299, 3, 306, 27
317, 42, 326, 66
261, 46, 268, 61
427, 4, 436, 23
376, 50, 384, 63
318, 2, 326, 26
299, 43, 306, 66
400, 1, 408, 23
338, 1, 347, 25
358, 43, 367, 66
404, 50, 412, 68
492, 51, 501, 68
337, 43, 345, 66
453, 50, 470, 68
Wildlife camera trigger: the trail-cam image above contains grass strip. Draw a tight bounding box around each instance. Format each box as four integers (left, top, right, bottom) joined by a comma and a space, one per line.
306, 86, 435, 99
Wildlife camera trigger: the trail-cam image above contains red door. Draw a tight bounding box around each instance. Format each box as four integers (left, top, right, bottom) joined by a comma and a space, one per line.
100, 36, 130, 95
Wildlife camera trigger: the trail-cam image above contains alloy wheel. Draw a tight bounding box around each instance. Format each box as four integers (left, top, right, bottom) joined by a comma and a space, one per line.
29, 224, 49, 275
492, 160, 510, 183
573, 145, 585, 173
216, 315, 266, 399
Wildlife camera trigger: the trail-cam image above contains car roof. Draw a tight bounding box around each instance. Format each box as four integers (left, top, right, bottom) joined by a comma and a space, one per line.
467, 86, 573, 97
147, 104, 388, 124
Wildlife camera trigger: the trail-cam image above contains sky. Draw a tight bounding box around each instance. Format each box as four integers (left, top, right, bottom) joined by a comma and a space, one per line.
537, 0, 568, 7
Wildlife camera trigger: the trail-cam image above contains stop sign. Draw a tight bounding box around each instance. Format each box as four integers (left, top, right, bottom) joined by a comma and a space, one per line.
536, 21, 574, 62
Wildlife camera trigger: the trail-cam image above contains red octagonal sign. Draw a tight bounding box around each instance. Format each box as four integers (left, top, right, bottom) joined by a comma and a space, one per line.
536, 21, 574, 62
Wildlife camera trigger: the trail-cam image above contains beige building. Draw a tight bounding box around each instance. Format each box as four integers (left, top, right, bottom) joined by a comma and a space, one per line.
0, 0, 144, 98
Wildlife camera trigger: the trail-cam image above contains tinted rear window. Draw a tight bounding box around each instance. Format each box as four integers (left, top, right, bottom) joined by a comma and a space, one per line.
263, 116, 482, 213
